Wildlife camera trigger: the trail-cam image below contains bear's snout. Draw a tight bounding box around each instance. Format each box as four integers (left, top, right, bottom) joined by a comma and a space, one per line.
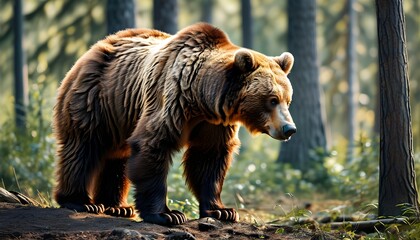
265, 103, 296, 141
267, 122, 296, 141
282, 124, 297, 138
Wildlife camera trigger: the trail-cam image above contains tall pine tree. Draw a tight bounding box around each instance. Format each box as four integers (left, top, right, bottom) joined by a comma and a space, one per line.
376, 0, 419, 216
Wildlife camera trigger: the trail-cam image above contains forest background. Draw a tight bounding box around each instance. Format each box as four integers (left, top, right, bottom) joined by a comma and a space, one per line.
1, 0, 420, 223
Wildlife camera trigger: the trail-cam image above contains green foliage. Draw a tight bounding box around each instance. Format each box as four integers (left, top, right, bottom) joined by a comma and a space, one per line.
325, 135, 380, 203
361, 220, 420, 240
404, 222, 420, 240
0, 86, 55, 197
0, 0, 105, 200
222, 134, 379, 206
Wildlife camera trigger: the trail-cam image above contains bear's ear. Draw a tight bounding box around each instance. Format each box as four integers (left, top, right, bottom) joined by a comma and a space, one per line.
234, 49, 256, 72
273, 52, 294, 75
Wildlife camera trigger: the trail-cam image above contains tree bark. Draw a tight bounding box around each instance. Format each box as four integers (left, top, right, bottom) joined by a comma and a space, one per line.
241, 0, 253, 48
13, 0, 28, 132
376, 0, 419, 216
106, 0, 136, 35
278, 0, 327, 171
153, 0, 178, 34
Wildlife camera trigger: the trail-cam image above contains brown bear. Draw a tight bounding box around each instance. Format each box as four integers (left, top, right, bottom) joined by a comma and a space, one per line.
53, 23, 296, 225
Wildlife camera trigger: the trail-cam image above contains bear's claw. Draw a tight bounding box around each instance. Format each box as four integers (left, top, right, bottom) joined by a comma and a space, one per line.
60, 203, 105, 214
84, 204, 105, 214
142, 210, 187, 225
201, 208, 239, 222
105, 206, 135, 218
61, 203, 135, 218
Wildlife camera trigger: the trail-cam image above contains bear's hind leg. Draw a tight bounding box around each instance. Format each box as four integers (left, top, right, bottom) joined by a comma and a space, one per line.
183, 122, 240, 222
54, 138, 105, 214
93, 147, 134, 218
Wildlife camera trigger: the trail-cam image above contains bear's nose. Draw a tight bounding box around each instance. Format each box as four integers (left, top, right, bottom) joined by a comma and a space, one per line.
282, 124, 297, 138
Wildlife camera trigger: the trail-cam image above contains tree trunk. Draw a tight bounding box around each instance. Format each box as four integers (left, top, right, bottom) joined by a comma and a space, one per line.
153, 0, 178, 34
376, 0, 419, 216
241, 0, 253, 48
106, 0, 136, 35
201, 0, 213, 23
346, 0, 358, 162
278, 0, 327, 171
13, 0, 28, 132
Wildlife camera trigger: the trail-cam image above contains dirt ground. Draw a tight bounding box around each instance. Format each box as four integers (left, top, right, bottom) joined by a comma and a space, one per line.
0, 202, 343, 239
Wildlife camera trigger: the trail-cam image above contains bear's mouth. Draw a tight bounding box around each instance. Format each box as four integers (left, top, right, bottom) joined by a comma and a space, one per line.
266, 130, 289, 141
267, 132, 292, 141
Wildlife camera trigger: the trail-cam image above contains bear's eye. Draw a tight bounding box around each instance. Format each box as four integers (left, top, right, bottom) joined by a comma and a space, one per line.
269, 97, 279, 107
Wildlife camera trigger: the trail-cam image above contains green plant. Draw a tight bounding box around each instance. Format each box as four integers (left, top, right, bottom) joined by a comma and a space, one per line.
0, 79, 56, 198
324, 135, 380, 203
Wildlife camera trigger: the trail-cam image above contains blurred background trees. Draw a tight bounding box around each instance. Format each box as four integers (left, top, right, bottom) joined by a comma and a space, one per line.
0, 0, 419, 217
240, 0, 253, 48
153, 0, 178, 34
12, 0, 28, 132
106, 0, 136, 34
346, 0, 358, 162
201, 0, 213, 23
277, 0, 327, 174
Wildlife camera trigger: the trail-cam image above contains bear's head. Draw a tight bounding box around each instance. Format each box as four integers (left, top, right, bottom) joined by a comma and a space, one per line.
231, 49, 296, 141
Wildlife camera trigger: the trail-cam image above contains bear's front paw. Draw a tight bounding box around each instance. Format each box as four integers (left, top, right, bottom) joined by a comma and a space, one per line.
201, 208, 239, 222
142, 210, 187, 225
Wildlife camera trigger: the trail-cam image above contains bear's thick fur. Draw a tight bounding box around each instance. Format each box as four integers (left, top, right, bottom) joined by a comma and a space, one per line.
53, 23, 296, 225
